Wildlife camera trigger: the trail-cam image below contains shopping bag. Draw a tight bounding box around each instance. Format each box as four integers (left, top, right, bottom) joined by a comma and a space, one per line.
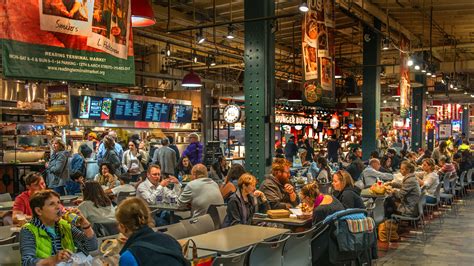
181, 239, 214, 266
378, 220, 399, 242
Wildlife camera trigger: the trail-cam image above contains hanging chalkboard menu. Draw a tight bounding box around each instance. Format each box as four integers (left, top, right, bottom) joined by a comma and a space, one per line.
143, 102, 171, 122
113, 99, 143, 121
170, 104, 193, 123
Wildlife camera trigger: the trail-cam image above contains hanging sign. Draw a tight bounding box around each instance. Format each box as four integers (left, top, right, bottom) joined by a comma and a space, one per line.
223, 104, 241, 124
329, 115, 339, 129
313, 115, 319, 128
275, 114, 313, 125
1, 0, 135, 85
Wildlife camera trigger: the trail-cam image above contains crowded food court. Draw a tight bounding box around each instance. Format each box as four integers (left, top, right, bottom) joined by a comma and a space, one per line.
1, 0, 474, 265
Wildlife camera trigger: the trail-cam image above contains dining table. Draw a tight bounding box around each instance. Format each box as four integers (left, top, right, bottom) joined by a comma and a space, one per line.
0, 201, 14, 211
178, 224, 289, 254
149, 203, 191, 223
252, 215, 313, 228
360, 188, 389, 199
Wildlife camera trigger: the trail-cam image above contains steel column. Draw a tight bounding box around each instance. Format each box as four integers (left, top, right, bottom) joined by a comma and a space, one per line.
412, 74, 426, 151
361, 21, 381, 160
244, 0, 275, 180
462, 105, 469, 138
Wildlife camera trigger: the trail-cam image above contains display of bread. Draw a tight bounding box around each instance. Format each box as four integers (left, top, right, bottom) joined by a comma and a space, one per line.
370, 183, 386, 195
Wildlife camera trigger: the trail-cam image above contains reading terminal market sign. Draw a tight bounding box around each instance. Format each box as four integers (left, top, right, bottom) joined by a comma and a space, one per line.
275, 114, 314, 125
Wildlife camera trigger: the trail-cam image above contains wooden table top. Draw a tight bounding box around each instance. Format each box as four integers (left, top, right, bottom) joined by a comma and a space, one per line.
179, 224, 289, 254
0, 201, 14, 211
149, 203, 190, 212
252, 215, 313, 227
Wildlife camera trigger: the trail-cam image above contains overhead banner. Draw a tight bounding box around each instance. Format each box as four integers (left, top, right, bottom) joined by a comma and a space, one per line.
399, 37, 411, 118
301, 0, 335, 106
0, 0, 135, 85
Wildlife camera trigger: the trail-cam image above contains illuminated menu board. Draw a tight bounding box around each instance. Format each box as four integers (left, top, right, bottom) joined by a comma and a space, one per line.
113, 99, 143, 121
78, 96, 111, 120
170, 104, 193, 123
144, 102, 171, 122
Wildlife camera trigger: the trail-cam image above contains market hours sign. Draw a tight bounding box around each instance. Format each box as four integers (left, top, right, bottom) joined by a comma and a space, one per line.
223, 105, 241, 124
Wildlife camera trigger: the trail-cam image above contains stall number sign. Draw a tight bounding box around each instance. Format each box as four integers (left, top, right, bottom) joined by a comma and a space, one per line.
223, 105, 241, 124
275, 114, 313, 125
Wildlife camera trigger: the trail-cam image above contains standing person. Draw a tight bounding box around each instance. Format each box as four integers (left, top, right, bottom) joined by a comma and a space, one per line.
99, 136, 122, 176
13, 172, 46, 225
345, 148, 365, 181
152, 138, 177, 176
331, 170, 365, 209
177, 164, 224, 217
284, 136, 298, 162
167, 136, 180, 164
223, 173, 269, 226
70, 143, 92, 177
431, 141, 450, 165
304, 139, 315, 162
45, 138, 69, 195
260, 158, 299, 209
97, 131, 124, 166
209, 156, 229, 184
19, 190, 97, 265
78, 181, 116, 224
116, 198, 187, 266
327, 134, 340, 163
123, 140, 148, 182
315, 157, 331, 183
181, 133, 203, 165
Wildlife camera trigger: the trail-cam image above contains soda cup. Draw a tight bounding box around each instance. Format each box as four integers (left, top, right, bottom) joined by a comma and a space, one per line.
58, 209, 82, 226
156, 194, 163, 204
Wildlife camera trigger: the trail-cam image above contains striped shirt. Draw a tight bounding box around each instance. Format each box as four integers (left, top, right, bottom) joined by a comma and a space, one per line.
20, 218, 98, 266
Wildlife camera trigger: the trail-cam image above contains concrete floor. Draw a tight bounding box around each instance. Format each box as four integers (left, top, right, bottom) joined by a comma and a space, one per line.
376, 193, 474, 266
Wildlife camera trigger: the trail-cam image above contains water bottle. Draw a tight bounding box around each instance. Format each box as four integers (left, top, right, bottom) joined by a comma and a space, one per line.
156, 193, 163, 204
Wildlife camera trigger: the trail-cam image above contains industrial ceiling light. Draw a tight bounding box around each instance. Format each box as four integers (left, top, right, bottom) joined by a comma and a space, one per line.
382, 37, 390, 50
431, 73, 436, 78
414, 65, 421, 71
207, 55, 216, 66
450, 84, 454, 89
131, 0, 156, 27
407, 58, 414, 67
182, 70, 202, 87
335, 65, 342, 79
426, 70, 432, 76
287, 75, 293, 83
196, 29, 206, 44
226, 25, 235, 39
299, 1, 309, 12
165, 43, 171, 57
464, 91, 468, 95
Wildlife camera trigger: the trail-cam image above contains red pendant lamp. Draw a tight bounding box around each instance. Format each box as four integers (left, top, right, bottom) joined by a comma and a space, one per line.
182, 70, 202, 88
131, 0, 156, 27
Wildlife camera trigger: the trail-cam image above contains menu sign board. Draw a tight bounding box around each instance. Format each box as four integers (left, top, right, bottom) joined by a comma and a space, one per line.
78, 96, 112, 120
114, 99, 143, 121
144, 102, 171, 122
170, 105, 193, 123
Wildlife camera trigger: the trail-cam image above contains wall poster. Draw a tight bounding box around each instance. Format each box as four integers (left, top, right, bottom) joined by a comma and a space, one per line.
1, 0, 135, 85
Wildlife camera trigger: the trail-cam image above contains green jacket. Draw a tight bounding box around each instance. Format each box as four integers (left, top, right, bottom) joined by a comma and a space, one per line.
23, 219, 75, 259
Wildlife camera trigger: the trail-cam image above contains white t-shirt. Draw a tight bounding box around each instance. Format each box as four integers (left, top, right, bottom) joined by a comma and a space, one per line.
77, 201, 116, 224
111, 184, 136, 195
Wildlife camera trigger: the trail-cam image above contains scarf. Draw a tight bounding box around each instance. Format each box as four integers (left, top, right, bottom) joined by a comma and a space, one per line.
31, 217, 63, 255
313, 194, 325, 209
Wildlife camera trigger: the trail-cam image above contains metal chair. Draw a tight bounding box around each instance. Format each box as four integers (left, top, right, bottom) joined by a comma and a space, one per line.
116, 191, 134, 204
424, 182, 444, 227
389, 194, 427, 245
367, 197, 386, 227
248, 235, 290, 266
92, 222, 120, 238
181, 214, 215, 237
0, 242, 20, 265
0, 235, 16, 245
212, 245, 253, 266
440, 173, 458, 216
310, 223, 331, 265
207, 204, 227, 230
156, 222, 189, 240
282, 226, 317, 266
467, 168, 474, 188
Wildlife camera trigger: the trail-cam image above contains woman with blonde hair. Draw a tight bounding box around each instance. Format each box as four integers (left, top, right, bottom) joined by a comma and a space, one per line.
223, 173, 269, 226
331, 170, 365, 209
300, 182, 344, 224
116, 197, 187, 265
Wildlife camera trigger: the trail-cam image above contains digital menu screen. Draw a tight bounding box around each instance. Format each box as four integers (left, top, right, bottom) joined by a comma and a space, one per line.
143, 102, 171, 122
170, 104, 193, 123
113, 99, 143, 121
78, 96, 112, 120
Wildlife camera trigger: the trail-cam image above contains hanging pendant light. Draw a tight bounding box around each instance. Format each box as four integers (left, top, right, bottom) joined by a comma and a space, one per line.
131, 0, 156, 27
182, 70, 202, 88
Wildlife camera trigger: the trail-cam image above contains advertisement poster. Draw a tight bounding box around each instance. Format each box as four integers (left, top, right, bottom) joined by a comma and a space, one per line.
302, 10, 318, 81
0, 0, 135, 85
399, 37, 411, 118
320, 57, 333, 91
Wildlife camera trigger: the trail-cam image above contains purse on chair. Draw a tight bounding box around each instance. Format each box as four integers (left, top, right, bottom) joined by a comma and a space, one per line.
181, 239, 214, 266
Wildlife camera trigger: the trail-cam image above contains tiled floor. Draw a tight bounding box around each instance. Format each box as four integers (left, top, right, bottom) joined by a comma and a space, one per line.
376, 193, 474, 266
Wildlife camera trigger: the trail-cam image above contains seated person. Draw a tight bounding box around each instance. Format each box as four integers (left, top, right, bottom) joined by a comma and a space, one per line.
178, 164, 224, 217
65, 171, 85, 195
437, 156, 456, 177
260, 158, 299, 209
219, 164, 246, 202
95, 163, 120, 189
20, 190, 97, 265
332, 170, 365, 209
385, 161, 421, 217
136, 165, 181, 205
116, 198, 187, 265
223, 173, 269, 226
177, 156, 193, 179
209, 155, 229, 184
13, 172, 46, 225
315, 157, 331, 183
299, 182, 344, 224
78, 181, 116, 224
415, 158, 439, 204
355, 158, 393, 189
105, 173, 136, 196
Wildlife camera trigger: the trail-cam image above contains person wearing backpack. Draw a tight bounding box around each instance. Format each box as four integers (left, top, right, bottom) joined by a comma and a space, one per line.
101, 136, 123, 175
97, 131, 124, 166
116, 197, 187, 266
45, 138, 69, 195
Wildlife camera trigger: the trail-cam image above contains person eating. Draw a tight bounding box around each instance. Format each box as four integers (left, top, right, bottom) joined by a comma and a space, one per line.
260, 158, 299, 209
13, 172, 46, 226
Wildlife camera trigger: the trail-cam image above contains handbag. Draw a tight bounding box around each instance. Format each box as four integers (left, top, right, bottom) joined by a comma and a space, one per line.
181, 239, 214, 266
377, 220, 399, 242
